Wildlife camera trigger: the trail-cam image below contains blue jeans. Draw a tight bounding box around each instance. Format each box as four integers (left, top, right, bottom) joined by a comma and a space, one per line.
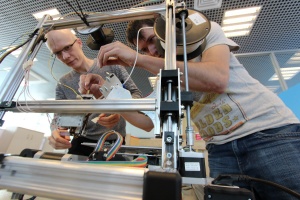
206, 124, 300, 200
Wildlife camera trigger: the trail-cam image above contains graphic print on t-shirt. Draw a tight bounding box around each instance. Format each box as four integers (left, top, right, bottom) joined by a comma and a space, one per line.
191, 93, 247, 141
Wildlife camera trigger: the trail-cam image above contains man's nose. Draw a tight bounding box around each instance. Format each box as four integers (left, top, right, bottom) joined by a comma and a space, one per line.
148, 45, 158, 57
62, 51, 70, 60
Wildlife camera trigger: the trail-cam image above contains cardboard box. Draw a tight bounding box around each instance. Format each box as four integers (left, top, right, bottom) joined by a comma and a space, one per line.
127, 134, 162, 147
5, 127, 44, 154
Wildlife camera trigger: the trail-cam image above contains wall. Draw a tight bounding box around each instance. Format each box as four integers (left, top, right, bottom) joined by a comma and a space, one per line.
278, 83, 300, 120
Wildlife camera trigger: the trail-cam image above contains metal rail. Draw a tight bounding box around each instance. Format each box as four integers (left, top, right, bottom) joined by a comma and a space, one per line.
2, 99, 156, 113
0, 156, 147, 200
43, 4, 166, 30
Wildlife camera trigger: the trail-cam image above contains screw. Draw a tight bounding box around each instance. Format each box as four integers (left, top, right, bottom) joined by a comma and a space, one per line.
166, 136, 172, 143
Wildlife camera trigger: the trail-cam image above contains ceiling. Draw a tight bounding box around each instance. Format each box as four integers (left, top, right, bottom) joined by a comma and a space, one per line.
0, 0, 299, 101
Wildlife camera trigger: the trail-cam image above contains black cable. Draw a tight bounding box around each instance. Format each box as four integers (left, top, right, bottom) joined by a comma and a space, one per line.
0, 28, 39, 64
0, 34, 28, 56
25, 196, 36, 200
74, 0, 88, 25
64, 0, 89, 26
0, 37, 31, 64
213, 174, 300, 199
245, 176, 300, 199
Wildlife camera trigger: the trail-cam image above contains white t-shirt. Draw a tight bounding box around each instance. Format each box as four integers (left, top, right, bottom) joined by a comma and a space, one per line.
190, 21, 299, 144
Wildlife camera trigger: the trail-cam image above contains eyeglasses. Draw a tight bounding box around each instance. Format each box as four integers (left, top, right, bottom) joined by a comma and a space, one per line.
52, 39, 77, 57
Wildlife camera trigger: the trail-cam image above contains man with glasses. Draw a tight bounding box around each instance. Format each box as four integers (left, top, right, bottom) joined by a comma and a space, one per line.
45, 29, 147, 156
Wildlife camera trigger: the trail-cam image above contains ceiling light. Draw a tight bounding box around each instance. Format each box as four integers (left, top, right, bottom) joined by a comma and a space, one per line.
293, 52, 300, 57
225, 30, 250, 37
281, 67, 300, 72
288, 60, 300, 64
287, 52, 300, 64
221, 6, 262, 38
32, 8, 61, 20
224, 7, 261, 17
290, 57, 300, 61
222, 23, 252, 32
223, 16, 257, 25
289, 53, 300, 61
269, 67, 300, 81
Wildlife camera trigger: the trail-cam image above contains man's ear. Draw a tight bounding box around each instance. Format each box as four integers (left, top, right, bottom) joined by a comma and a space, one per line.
77, 38, 83, 48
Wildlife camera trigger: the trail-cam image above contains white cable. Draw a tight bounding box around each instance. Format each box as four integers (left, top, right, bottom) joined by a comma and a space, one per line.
22, 60, 34, 70
17, 70, 31, 112
123, 26, 153, 85
16, 60, 36, 112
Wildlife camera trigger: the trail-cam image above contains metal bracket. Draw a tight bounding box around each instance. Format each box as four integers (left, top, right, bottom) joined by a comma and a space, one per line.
0, 101, 16, 109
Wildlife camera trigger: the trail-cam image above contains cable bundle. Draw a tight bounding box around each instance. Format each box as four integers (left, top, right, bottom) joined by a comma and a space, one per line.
94, 130, 124, 161
87, 130, 148, 168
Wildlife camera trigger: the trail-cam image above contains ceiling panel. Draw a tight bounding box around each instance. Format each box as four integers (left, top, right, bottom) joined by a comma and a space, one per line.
0, 0, 299, 100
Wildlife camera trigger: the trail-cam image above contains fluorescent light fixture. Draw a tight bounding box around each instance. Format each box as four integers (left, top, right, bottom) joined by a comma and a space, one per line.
32, 8, 61, 20
293, 52, 300, 57
287, 60, 300, 64
222, 23, 252, 32
224, 7, 261, 17
290, 57, 300, 61
223, 16, 257, 25
269, 67, 300, 81
225, 30, 250, 37
221, 6, 262, 38
281, 67, 300, 72
287, 52, 300, 64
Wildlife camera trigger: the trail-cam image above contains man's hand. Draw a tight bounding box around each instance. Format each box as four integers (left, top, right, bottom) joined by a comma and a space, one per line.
48, 128, 72, 149
79, 74, 105, 98
97, 113, 121, 129
97, 41, 138, 68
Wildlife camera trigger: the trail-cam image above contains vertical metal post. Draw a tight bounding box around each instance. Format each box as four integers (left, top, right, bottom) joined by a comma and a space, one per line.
164, 0, 177, 70
270, 52, 288, 91
160, 0, 180, 170
180, 10, 194, 151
